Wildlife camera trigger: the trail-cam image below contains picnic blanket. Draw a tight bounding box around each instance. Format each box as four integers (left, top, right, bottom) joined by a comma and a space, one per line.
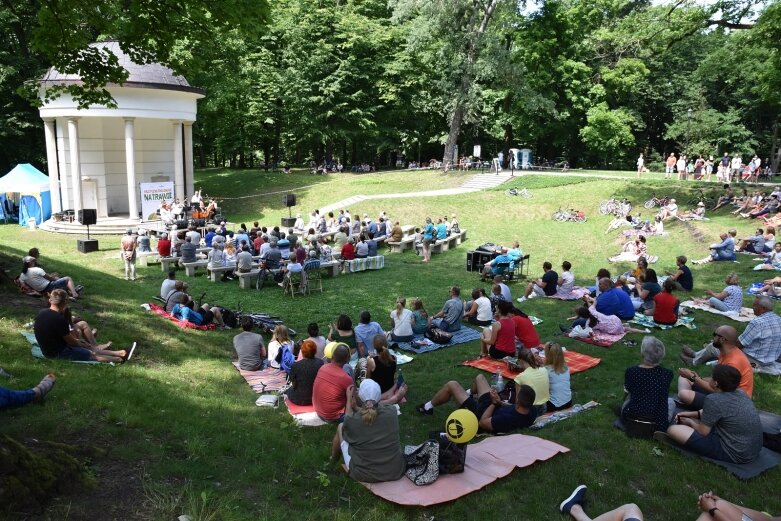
680, 300, 756, 322
232, 362, 289, 393
550, 286, 590, 300
396, 327, 482, 354
531, 401, 599, 429
462, 350, 601, 379
284, 398, 328, 427
20, 331, 102, 365
360, 434, 569, 506
147, 303, 216, 330
747, 282, 781, 300
654, 404, 781, 480
629, 312, 696, 330
571, 330, 626, 348
344, 256, 385, 273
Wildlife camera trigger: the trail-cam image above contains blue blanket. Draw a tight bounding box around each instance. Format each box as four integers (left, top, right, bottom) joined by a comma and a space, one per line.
396, 327, 482, 354
747, 282, 781, 300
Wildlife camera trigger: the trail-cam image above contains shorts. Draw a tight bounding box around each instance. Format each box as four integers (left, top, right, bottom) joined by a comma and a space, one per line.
46, 278, 69, 291
468, 316, 492, 326
317, 412, 345, 424
488, 345, 512, 359
689, 382, 710, 410
461, 392, 493, 420
684, 430, 731, 462
55, 345, 94, 361
532, 285, 546, 297
200, 308, 215, 325
423, 238, 432, 246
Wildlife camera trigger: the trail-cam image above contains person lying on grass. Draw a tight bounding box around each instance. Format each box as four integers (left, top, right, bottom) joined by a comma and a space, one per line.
416, 374, 538, 434
20, 255, 81, 299
170, 293, 228, 329
34, 289, 132, 363
0, 373, 56, 410
659, 364, 762, 464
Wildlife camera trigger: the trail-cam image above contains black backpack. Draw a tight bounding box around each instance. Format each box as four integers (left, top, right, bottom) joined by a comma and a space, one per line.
220, 308, 238, 328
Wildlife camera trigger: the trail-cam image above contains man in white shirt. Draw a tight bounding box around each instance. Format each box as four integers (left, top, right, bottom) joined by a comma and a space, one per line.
20, 256, 80, 298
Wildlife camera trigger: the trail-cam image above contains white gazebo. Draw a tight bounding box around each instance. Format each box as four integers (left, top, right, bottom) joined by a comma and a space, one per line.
39, 41, 204, 225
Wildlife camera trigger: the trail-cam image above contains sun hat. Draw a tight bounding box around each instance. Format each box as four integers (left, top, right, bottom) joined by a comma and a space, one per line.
358, 379, 381, 404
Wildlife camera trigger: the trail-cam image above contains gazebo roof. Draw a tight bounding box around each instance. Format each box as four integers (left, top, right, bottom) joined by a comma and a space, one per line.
40, 41, 204, 95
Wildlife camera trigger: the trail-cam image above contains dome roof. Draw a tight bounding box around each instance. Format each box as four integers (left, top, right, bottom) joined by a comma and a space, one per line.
40, 41, 204, 95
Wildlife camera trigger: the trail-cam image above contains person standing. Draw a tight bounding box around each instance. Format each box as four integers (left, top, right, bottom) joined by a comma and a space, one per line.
120, 228, 137, 281
636, 153, 644, 178
421, 217, 435, 263
665, 153, 676, 179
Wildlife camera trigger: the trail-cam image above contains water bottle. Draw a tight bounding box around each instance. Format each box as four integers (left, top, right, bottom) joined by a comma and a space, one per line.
493, 370, 505, 393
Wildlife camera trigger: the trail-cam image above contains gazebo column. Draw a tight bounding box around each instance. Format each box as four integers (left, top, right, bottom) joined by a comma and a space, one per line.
67, 117, 82, 216
124, 118, 138, 219
183, 121, 194, 198
43, 118, 61, 213
172, 120, 184, 201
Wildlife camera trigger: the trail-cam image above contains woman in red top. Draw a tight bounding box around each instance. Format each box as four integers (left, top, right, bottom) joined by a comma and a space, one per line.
341, 239, 356, 260
157, 232, 172, 257
510, 306, 541, 349
480, 300, 516, 359
653, 278, 679, 326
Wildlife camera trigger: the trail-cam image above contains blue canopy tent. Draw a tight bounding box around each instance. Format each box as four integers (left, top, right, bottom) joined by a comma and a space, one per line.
0, 164, 52, 226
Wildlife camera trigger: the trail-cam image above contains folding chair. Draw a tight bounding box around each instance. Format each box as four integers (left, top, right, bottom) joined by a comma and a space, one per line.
304, 264, 323, 294
515, 254, 530, 279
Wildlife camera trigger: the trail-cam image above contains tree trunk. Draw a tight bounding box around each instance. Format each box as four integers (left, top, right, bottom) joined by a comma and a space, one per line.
273, 100, 282, 167
771, 121, 780, 174
263, 140, 271, 170
442, 0, 500, 169
341, 139, 347, 165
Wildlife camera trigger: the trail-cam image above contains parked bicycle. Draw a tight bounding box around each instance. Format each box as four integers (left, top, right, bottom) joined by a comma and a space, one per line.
643, 193, 670, 209
599, 197, 631, 217
685, 188, 716, 207
552, 208, 587, 223
505, 187, 533, 198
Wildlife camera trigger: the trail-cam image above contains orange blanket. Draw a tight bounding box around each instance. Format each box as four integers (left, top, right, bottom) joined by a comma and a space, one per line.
462, 350, 601, 379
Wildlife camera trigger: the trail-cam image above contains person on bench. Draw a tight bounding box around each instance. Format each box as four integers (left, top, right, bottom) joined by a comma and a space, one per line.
34, 290, 131, 362
431, 286, 464, 332
388, 221, 403, 243
662, 364, 762, 464
416, 374, 538, 434
207, 244, 234, 282
678, 326, 753, 409
157, 232, 172, 257
179, 236, 198, 267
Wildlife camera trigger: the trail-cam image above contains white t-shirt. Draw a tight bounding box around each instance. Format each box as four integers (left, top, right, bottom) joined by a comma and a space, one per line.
558, 271, 575, 294
20, 267, 50, 292
160, 279, 177, 299
267, 339, 293, 368
475, 296, 493, 322
390, 308, 414, 337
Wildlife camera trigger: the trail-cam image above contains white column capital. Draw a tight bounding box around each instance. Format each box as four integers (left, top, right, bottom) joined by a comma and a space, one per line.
42, 117, 55, 123
123, 117, 136, 122
183, 121, 193, 127
67, 116, 81, 122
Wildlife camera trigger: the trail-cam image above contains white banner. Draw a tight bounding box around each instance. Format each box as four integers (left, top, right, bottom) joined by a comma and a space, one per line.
473, 145, 481, 158
140, 182, 174, 221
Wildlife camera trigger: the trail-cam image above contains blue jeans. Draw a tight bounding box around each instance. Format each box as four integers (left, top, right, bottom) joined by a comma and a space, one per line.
708, 297, 732, 312
432, 318, 461, 332
0, 387, 35, 410
711, 250, 736, 261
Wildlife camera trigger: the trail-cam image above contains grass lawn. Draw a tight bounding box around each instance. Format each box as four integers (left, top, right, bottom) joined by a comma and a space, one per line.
0, 169, 779, 520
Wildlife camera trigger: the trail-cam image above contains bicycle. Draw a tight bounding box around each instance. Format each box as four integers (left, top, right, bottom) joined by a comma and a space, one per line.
643, 193, 670, 209
552, 208, 587, 223
599, 197, 632, 217
505, 187, 533, 198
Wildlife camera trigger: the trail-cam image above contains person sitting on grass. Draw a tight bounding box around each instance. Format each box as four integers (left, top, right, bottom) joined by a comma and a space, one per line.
34, 290, 132, 363
62, 303, 112, 351
510, 305, 541, 349
431, 286, 464, 332
677, 201, 706, 221
313, 343, 354, 423
354, 311, 385, 357
366, 335, 408, 404
388, 297, 415, 343
517, 261, 558, 303
160, 269, 177, 300
564, 297, 650, 338
328, 314, 357, 355
652, 278, 680, 325
463, 288, 493, 326
286, 339, 324, 406
416, 374, 538, 434
712, 183, 734, 209
693, 492, 781, 521
755, 241, 781, 271
657, 198, 679, 220
692, 230, 737, 264
411, 298, 431, 334
677, 326, 753, 410
665, 255, 694, 291
298, 322, 327, 360
632, 268, 661, 313
693, 272, 743, 313
164, 280, 190, 313
479, 300, 515, 359
608, 236, 647, 264
559, 484, 644, 521
736, 227, 767, 254
660, 364, 762, 464
543, 342, 572, 412
620, 336, 672, 435
331, 379, 406, 483
171, 293, 228, 329
0, 373, 56, 410
233, 316, 266, 371
555, 261, 576, 297
512, 348, 550, 416
594, 278, 636, 320
20, 255, 80, 299
754, 275, 781, 296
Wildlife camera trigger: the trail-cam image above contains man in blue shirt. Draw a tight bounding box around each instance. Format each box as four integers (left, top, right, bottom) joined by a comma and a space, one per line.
204, 226, 216, 247
436, 218, 448, 240
595, 278, 635, 320
481, 247, 511, 281
353, 311, 385, 357
693, 230, 736, 264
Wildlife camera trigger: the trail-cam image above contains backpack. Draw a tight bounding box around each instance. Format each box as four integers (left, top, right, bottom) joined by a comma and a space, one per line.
425, 327, 453, 344
220, 308, 238, 329
275, 344, 295, 373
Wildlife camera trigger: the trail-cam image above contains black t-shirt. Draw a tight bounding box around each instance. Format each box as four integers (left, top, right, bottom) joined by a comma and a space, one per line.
34, 308, 70, 357
677, 265, 693, 291
371, 356, 397, 393
287, 358, 324, 406
542, 270, 559, 296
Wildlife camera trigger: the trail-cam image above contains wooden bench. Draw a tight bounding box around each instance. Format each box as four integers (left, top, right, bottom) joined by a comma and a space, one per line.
343, 256, 385, 273
138, 251, 159, 267
386, 235, 416, 253
183, 260, 210, 277
207, 263, 237, 282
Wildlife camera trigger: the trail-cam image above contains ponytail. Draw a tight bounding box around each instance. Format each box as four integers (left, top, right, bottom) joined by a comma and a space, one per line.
360, 403, 378, 425
394, 297, 406, 319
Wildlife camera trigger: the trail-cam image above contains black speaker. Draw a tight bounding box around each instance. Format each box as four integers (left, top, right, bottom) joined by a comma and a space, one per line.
283, 194, 296, 207
78, 209, 97, 225
77, 239, 99, 253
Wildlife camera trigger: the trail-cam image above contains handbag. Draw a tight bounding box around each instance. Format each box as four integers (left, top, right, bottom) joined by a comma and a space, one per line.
404, 440, 439, 485
430, 432, 466, 474
425, 327, 453, 344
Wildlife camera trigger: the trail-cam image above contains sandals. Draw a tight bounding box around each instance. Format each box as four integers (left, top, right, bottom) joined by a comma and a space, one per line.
123, 342, 137, 362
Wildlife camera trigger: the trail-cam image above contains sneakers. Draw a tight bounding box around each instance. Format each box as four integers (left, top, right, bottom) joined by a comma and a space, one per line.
558, 324, 570, 333
416, 403, 433, 415
516, 296, 527, 303
559, 485, 587, 514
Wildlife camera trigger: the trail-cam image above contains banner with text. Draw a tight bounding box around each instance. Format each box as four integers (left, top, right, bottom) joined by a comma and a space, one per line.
140, 182, 174, 221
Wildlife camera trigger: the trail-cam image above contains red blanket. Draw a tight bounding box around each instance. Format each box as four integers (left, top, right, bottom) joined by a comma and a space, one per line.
571, 331, 626, 348
148, 303, 216, 330
462, 350, 601, 379
233, 362, 289, 393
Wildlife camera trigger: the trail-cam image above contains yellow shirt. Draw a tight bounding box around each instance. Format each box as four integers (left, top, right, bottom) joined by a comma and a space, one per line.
513, 366, 550, 406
